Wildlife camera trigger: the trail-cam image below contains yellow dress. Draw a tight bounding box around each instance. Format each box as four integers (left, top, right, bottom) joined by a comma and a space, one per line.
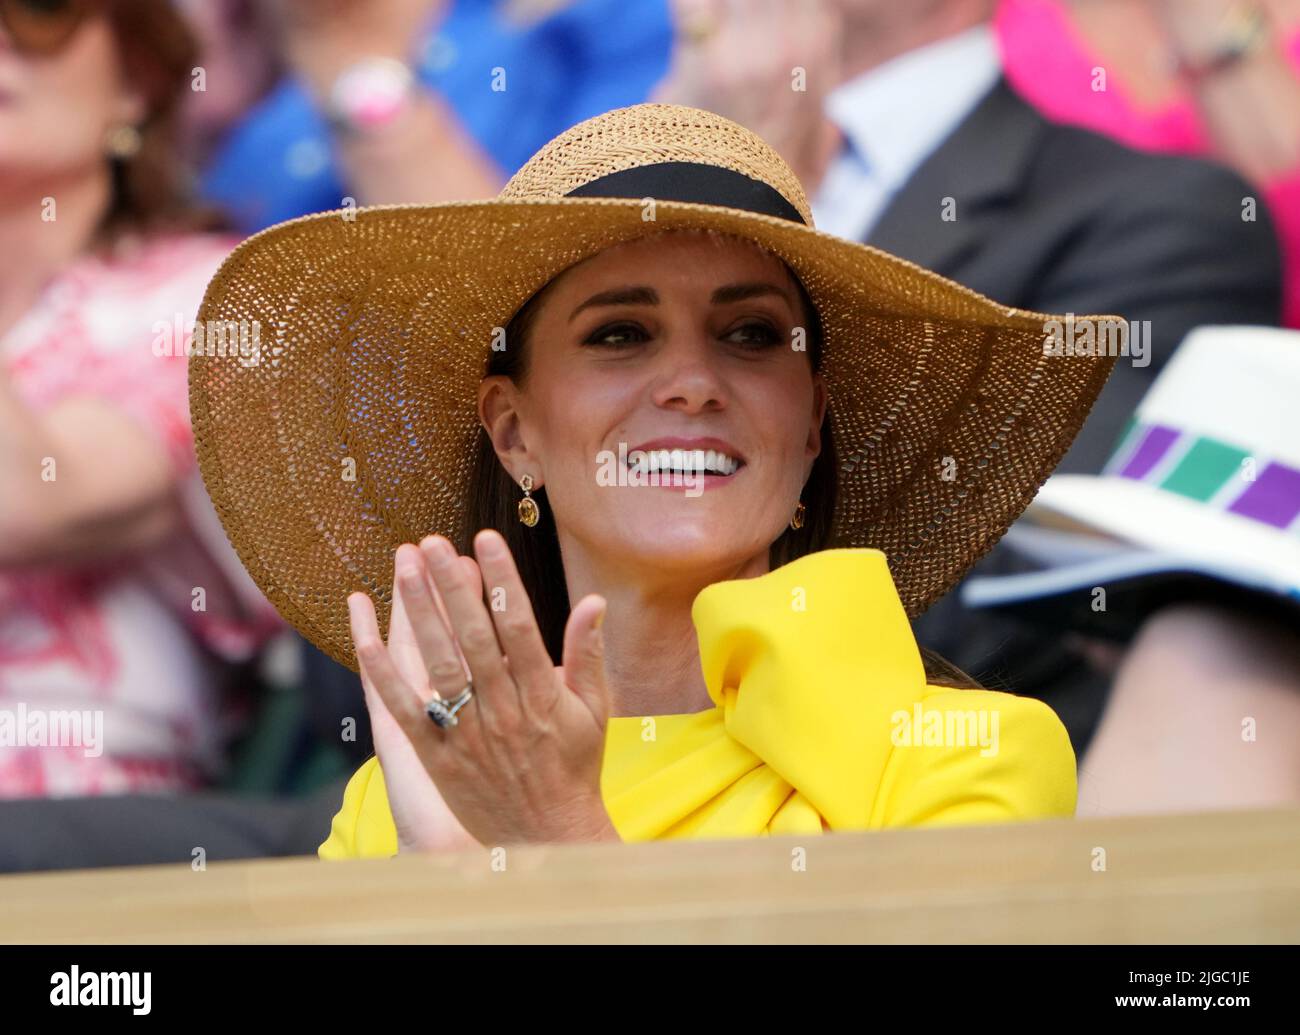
319, 548, 1076, 858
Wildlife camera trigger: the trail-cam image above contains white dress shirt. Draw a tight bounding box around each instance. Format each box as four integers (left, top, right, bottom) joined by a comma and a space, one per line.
811, 25, 1003, 242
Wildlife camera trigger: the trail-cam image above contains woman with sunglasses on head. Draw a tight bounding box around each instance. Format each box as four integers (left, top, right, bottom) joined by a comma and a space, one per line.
0, 0, 281, 798
192, 102, 1115, 854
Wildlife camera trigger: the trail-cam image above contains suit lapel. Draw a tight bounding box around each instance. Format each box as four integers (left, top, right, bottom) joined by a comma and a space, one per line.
865, 78, 1046, 275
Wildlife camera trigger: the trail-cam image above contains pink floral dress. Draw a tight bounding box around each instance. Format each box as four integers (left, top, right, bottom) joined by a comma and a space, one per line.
0, 233, 284, 798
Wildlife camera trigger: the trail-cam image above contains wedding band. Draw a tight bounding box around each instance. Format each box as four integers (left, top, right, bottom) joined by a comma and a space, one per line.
426, 682, 474, 729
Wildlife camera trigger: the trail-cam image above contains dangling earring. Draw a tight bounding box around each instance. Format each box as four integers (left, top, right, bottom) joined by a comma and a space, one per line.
104, 124, 142, 160
790, 500, 806, 530
517, 474, 539, 527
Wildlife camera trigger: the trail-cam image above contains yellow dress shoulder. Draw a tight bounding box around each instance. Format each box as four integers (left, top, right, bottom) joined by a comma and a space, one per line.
319, 548, 1076, 860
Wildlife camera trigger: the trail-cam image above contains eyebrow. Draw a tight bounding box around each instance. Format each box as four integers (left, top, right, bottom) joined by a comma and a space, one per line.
709, 282, 793, 307
569, 287, 658, 322
568, 282, 794, 322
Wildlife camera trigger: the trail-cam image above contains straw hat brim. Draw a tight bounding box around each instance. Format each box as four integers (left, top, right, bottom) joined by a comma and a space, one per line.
190, 195, 1116, 671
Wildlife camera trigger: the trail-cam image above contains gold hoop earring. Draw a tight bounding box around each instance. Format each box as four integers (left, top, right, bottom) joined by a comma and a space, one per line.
790, 500, 806, 530
517, 474, 539, 527
104, 124, 142, 160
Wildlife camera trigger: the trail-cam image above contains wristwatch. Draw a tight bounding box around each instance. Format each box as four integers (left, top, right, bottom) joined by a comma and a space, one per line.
326, 56, 416, 134
1170, 4, 1271, 83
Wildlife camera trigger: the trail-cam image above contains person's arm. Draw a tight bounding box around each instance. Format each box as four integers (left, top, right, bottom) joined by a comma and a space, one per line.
1078, 602, 1300, 816
1154, 0, 1300, 184
0, 368, 180, 568
272, 0, 503, 205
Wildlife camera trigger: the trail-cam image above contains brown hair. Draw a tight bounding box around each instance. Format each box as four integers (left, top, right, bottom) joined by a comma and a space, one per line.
98, 0, 223, 242
459, 244, 981, 690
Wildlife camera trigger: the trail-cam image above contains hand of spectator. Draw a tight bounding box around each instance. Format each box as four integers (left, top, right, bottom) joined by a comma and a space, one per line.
653, 0, 844, 191
1140, 0, 1300, 184
270, 0, 449, 90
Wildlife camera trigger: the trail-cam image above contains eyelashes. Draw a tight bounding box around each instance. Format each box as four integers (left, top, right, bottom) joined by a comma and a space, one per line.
582, 320, 784, 349
583, 321, 650, 347
724, 322, 783, 348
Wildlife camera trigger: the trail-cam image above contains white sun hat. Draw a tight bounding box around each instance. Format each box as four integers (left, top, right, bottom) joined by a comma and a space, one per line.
963, 325, 1300, 626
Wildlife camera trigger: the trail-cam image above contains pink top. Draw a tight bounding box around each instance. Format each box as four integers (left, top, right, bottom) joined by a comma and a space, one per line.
0, 233, 284, 799
995, 0, 1300, 328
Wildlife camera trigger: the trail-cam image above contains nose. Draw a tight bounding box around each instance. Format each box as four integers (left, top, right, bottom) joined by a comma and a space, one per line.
649, 334, 728, 413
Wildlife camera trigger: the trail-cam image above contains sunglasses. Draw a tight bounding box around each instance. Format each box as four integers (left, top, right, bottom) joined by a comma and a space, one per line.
0, 0, 96, 56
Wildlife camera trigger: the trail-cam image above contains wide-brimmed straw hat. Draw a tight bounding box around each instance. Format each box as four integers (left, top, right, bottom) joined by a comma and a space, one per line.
189, 102, 1116, 671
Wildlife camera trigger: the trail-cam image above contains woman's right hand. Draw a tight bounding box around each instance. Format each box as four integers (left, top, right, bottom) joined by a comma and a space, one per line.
357, 543, 483, 854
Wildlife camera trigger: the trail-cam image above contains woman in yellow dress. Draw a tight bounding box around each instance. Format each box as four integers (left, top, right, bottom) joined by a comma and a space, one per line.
187, 104, 1115, 857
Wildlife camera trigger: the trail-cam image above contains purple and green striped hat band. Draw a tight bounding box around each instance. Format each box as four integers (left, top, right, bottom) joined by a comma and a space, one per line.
1105, 419, 1300, 534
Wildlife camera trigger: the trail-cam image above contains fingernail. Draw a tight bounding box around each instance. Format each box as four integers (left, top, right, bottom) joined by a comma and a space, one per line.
476, 531, 505, 557
423, 536, 451, 561
593, 604, 606, 630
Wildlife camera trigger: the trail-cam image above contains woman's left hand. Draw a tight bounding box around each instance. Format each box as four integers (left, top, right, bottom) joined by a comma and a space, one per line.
347, 528, 620, 847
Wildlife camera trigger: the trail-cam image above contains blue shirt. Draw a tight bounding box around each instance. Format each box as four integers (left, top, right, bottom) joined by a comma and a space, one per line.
200, 0, 673, 233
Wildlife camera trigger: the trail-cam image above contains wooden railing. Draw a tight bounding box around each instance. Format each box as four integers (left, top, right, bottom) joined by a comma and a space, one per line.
2, 808, 1298, 943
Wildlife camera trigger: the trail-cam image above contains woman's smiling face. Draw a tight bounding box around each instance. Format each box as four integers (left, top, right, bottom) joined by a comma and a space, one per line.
480, 229, 828, 579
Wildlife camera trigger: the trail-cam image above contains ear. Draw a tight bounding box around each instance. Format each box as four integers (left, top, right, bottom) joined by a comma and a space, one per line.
805, 372, 828, 465
479, 375, 543, 487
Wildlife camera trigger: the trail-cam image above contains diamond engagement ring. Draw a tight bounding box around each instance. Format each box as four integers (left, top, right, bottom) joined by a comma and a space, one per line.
426, 683, 474, 729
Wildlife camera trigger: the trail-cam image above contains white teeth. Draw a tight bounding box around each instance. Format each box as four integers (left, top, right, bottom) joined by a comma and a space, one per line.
702, 450, 740, 475
625, 447, 741, 476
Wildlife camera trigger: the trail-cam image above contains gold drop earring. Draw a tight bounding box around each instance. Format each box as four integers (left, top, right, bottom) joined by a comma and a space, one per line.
104, 124, 142, 160
517, 474, 540, 527
790, 499, 806, 530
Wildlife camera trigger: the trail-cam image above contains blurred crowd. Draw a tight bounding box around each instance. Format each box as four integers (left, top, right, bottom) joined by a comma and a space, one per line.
1, 0, 1298, 870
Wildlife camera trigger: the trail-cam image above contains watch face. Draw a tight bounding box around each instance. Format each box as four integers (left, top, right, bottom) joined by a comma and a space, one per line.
331, 57, 415, 130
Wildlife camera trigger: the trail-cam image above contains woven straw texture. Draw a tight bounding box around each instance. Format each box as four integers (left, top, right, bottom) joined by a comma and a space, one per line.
190, 103, 1116, 672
